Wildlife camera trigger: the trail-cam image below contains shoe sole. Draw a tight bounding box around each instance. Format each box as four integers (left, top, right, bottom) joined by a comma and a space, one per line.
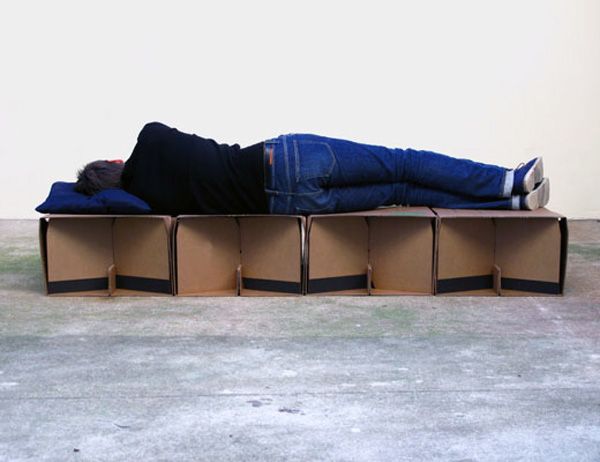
523, 157, 544, 193
523, 177, 550, 210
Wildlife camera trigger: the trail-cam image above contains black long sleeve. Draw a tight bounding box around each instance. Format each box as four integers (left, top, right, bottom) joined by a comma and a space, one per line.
121, 122, 268, 215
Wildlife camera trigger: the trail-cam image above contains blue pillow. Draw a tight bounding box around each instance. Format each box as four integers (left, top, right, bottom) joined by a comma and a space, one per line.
36, 182, 152, 214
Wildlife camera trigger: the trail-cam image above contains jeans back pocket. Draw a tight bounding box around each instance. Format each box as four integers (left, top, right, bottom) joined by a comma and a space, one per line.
293, 137, 336, 183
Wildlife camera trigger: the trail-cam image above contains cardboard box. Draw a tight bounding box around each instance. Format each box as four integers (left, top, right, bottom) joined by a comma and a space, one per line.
174, 215, 305, 296
305, 207, 436, 295
39, 215, 174, 296
434, 208, 568, 296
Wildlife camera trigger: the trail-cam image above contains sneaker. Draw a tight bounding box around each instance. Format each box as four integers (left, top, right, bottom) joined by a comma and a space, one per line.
513, 156, 543, 195
520, 177, 550, 210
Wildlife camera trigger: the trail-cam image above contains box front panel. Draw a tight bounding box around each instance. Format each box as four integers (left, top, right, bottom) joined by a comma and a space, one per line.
307, 217, 368, 294
176, 218, 239, 295
437, 218, 496, 294
495, 218, 562, 295
369, 217, 433, 294
239, 217, 302, 295
113, 218, 172, 295
46, 218, 113, 295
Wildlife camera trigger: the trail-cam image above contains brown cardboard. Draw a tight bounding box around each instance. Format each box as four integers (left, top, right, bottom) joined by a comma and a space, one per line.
307, 216, 369, 295
305, 207, 436, 295
369, 217, 435, 294
39, 215, 174, 296
175, 217, 240, 296
175, 215, 304, 296
39, 206, 567, 298
433, 208, 568, 296
435, 217, 497, 296
238, 217, 303, 296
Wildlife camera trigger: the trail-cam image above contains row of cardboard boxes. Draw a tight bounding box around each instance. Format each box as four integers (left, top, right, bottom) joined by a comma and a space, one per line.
39, 207, 568, 297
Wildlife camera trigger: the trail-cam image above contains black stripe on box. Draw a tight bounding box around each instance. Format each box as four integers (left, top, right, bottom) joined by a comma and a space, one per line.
501, 277, 561, 294
116, 275, 172, 294
436, 275, 493, 294
307, 274, 367, 294
47, 277, 108, 294
242, 277, 302, 294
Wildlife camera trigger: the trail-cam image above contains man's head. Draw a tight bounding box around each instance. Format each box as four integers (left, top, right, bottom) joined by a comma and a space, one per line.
75, 159, 125, 195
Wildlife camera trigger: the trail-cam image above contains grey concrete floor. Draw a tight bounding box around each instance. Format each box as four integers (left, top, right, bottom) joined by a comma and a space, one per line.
0, 219, 599, 462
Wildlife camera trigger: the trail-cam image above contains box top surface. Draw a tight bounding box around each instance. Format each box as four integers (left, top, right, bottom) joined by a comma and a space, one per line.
177, 214, 303, 219
432, 207, 564, 219
41, 214, 172, 220
310, 206, 435, 219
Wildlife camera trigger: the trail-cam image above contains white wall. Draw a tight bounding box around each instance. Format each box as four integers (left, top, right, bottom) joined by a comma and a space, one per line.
1, 0, 598, 218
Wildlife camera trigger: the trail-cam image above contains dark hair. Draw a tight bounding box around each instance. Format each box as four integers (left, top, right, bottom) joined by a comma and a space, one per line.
75, 160, 124, 195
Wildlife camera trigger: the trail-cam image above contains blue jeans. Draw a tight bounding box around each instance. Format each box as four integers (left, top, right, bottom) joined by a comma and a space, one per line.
264, 133, 517, 215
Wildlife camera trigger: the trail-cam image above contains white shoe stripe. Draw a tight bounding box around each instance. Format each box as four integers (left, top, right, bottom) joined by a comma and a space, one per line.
512, 195, 520, 210
503, 170, 514, 198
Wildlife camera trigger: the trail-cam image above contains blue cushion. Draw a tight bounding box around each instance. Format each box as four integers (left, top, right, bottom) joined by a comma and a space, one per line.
36, 182, 152, 214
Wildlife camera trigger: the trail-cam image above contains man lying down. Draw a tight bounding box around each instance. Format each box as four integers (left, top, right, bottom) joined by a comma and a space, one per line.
75, 121, 549, 216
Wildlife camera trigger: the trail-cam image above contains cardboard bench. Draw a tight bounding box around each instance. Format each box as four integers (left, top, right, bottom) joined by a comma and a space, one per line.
434, 208, 568, 296
305, 207, 436, 295
174, 215, 305, 296
38, 209, 568, 298
39, 215, 174, 296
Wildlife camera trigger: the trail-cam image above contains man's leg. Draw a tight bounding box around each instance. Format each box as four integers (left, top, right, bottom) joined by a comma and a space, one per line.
336, 182, 517, 213
291, 134, 513, 199
291, 181, 517, 214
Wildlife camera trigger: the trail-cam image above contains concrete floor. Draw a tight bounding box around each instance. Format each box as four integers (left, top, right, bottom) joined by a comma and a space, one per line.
0, 219, 599, 462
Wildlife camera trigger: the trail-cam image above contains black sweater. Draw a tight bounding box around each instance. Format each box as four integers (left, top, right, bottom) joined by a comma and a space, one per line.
121, 122, 268, 215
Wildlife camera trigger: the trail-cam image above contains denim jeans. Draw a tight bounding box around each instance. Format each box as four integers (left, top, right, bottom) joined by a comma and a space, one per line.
264, 133, 516, 215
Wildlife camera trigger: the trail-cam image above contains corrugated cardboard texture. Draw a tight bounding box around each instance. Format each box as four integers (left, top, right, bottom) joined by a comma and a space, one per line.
309, 217, 368, 278
175, 216, 304, 296
112, 217, 173, 296
434, 208, 563, 219
307, 217, 369, 295
176, 218, 239, 296
369, 217, 433, 294
42, 216, 173, 296
239, 217, 302, 296
495, 218, 561, 296
438, 218, 496, 278
434, 208, 566, 296
310, 206, 433, 218
306, 207, 436, 295
46, 218, 114, 296
436, 218, 496, 296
